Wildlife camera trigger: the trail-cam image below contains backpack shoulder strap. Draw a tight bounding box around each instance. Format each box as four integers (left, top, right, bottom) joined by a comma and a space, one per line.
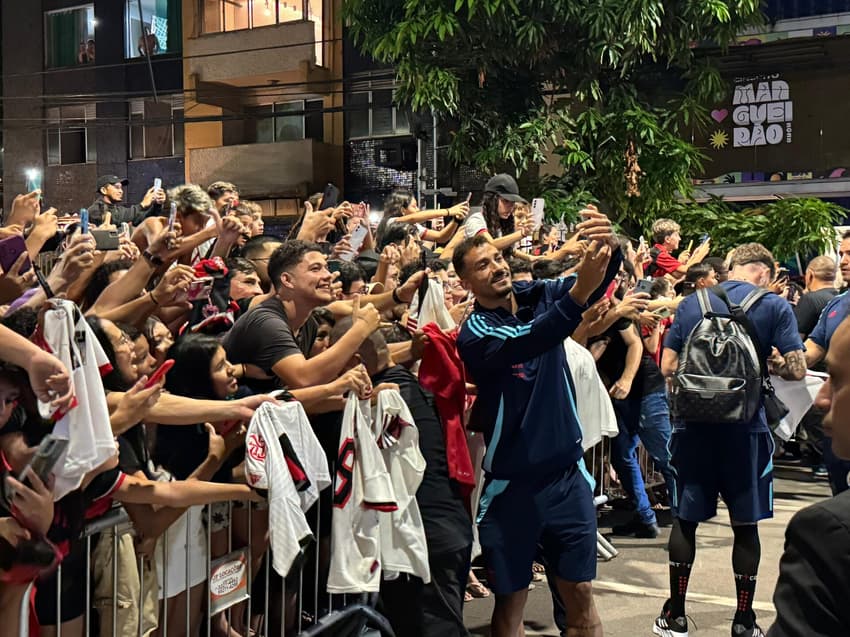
740, 288, 770, 313
714, 285, 769, 378
695, 288, 713, 316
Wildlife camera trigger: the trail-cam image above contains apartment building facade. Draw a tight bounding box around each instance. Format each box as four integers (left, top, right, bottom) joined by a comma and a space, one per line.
180, 0, 344, 221
2, 0, 184, 212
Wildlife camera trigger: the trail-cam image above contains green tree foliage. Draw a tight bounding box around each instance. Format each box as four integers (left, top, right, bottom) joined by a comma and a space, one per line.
343, 0, 763, 225
668, 197, 846, 262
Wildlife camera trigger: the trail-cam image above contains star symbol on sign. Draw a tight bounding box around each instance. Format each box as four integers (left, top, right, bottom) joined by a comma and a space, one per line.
710, 130, 729, 149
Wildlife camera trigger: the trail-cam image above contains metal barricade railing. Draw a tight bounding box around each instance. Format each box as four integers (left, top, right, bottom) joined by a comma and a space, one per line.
19, 488, 394, 637
16, 435, 669, 636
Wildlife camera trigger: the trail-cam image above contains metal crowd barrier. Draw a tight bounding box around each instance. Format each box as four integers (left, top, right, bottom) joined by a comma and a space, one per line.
18, 492, 394, 637
16, 437, 667, 636
584, 436, 669, 561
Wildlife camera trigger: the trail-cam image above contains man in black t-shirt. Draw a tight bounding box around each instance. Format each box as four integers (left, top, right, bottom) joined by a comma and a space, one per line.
223, 240, 382, 395
795, 256, 838, 341
223, 240, 427, 396
331, 318, 472, 637
793, 256, 838, 478
592, 309, 671, 539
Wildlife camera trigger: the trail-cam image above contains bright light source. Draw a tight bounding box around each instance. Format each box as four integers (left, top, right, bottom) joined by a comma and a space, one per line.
25, 169, 40, 180
369, 212, 381, 225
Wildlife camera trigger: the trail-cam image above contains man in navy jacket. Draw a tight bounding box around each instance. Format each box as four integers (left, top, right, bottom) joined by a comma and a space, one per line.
455, 206, 621, 637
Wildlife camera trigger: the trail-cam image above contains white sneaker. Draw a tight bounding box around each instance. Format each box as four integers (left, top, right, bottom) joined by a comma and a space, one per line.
654, 601, 689, 637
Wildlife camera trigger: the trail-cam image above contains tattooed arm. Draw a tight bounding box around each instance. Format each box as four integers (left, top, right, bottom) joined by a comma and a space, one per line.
769, 349, 807, 381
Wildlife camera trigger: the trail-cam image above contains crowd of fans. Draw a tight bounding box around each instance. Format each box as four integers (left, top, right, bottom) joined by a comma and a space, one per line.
0, 171, 847, 637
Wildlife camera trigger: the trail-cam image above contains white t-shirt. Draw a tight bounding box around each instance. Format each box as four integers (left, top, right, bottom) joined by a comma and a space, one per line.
463, 211, 489, 239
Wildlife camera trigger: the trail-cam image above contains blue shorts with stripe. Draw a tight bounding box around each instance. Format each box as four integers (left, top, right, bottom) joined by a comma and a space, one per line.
476, 461, 597, 595
670, 427, 774, 524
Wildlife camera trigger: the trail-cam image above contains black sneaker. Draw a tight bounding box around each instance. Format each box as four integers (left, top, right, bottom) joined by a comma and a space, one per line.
732, 620, 766, 636
653, 600, 688, 636
612, 516, 661, 538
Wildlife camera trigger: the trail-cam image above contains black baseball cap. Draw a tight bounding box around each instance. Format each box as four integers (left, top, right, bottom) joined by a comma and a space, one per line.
96, 175, 129, 192
484, 173, 527, 203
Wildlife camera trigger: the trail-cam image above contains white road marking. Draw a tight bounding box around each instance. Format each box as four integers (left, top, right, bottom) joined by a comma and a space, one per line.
592, 579, 775, 612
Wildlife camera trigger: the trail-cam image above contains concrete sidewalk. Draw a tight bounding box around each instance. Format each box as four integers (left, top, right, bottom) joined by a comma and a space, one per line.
463, 465, 830, 636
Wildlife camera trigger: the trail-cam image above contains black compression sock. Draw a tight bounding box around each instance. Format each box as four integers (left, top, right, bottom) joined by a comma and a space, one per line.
667, 519, 697, 617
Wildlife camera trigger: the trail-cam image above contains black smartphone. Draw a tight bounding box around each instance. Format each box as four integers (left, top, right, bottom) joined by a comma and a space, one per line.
633, 278, 654, 295
319, 183, 340, 211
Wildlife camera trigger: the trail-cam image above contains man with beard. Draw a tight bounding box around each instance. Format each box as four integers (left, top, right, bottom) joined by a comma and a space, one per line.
454, 206, 621, 637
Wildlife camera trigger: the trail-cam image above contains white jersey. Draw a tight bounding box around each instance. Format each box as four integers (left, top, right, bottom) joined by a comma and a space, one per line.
38, 300, 117, 500
245, 401, 328, 577
372, 390, 430, 584
327, 394, 397, 593
407, 279, 455, 332
563, 338, 618, 450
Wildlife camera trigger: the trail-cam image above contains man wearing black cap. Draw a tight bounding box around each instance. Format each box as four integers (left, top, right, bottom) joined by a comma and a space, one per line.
87, 175, 165, 226
464, 173, 533, 252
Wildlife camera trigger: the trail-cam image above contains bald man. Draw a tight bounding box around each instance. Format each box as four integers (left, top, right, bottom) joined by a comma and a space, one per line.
795, 256, 838, 340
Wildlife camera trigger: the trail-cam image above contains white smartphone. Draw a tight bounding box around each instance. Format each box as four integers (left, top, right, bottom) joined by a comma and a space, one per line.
153, 178, 162, 190
341, 223, 369, 262
531, 198, 545, 231
167, 201, 177, 231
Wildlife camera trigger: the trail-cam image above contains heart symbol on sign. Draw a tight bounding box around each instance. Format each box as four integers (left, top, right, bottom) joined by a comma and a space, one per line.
711, 109, 729, 123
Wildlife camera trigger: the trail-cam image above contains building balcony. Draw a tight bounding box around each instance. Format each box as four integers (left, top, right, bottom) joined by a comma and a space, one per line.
186, 18, 336, 110
186, 18, 330, 86
187, 138, 342, 199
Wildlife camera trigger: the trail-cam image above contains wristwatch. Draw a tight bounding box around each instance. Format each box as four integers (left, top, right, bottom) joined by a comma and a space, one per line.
142, 250, 164, 266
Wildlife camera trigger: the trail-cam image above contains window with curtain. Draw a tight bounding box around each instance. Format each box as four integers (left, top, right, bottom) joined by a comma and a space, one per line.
45, 5, 95, 69
125, 0, 181, 59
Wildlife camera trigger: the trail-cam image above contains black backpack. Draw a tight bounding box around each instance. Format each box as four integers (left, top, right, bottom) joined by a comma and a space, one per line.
670, 287, 768, 424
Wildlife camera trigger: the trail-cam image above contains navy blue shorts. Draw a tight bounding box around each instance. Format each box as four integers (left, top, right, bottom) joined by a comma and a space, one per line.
670, 427, 774, 524
476, 462, 597, 594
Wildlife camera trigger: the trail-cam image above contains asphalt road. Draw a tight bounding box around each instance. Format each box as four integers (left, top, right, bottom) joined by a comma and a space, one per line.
462, 464, 830, 636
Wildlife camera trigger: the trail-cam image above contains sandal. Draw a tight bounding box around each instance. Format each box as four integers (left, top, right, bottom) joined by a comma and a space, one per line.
467, 581, 491, 598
